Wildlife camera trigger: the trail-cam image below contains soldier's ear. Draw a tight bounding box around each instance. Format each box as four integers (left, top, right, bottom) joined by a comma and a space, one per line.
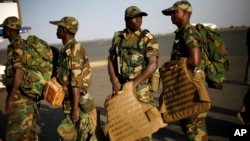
62, 28, 67, 33
183, 10, 191, 18
4, 27, 14, 35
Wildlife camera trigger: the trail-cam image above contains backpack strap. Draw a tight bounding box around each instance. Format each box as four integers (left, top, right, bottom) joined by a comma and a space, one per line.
195, 24, 211, 66
137, 29, 150, 54
115, 29, 150, 52
113, 31, 123, 77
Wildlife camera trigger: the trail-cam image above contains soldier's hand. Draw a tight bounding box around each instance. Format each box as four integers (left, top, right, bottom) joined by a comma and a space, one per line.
71, 108, 80, 123
5, 100, 13, 114
112, 80, 122, 93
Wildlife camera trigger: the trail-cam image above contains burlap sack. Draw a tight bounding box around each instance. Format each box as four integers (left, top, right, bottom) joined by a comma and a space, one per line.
104, 82, 166, 141
43, 77, 65, 106
159, 58, 211, 123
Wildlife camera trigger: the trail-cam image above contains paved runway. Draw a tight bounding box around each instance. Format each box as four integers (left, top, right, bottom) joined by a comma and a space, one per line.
0, 28, 249, 141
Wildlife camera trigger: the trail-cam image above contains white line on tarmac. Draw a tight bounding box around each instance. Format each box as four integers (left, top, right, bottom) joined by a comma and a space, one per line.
90, 60, 108, 68
0, 59, 108, 73
0, 60, 108, 88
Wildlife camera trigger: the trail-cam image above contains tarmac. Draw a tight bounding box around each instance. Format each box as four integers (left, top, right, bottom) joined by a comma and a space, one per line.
0, 28, 249, 141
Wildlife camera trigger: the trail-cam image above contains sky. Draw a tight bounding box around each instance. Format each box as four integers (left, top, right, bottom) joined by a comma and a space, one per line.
3, 0, 250, 44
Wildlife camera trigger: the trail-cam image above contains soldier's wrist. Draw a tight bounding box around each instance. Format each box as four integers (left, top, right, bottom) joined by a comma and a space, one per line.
71, 106, 79, 111
5, 98, 13, 103
110, 77, 119, 83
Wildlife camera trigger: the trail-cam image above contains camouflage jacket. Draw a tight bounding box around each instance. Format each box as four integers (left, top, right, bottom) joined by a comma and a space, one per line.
171, 23, 205, 70
56, 39, 91, 97
109, 28, 159, 82
2, 35, 26, 90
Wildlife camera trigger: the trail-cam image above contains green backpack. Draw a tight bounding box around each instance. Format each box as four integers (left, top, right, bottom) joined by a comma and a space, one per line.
195, 23, 229, 89
20, 35, 54, 100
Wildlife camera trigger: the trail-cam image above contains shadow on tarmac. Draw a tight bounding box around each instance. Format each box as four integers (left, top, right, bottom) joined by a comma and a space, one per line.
37, 103, 63, 141
150, 105, 240, 141
0, 111, 7, 141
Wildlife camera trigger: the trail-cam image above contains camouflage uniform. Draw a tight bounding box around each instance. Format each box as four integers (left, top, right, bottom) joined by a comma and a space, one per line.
246, 28, 250, 84
162, 1, 208, 141
108, 6, 159, 141
50, 17, 96, 141
238, 28, 250, 125
172, 24, 208, 141
109, 29, 159, 104
1, 17, 38, 141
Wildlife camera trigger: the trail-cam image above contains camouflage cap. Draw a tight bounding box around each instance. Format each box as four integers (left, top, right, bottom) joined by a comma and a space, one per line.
49, 16, 78, 34
0, 16, 21, 30
162, 0, 192, 16
125, 6, 148, 18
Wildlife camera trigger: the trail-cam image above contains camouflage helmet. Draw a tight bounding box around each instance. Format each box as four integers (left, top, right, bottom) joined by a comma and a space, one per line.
125, 6, 148, 18
50, 16, 79, 34
0, 16, 21, 30
162, 0, 192, 16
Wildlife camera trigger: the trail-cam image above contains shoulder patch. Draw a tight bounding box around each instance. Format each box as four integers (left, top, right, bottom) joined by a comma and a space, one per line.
145, 33, 153, 39
65, 48, 71, 56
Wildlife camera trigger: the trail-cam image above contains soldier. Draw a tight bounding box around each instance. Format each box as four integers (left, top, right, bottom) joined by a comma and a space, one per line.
50, 16, 99, 140
107, 6, 165, 141
238, 27, 250, 125
245, 27, 250, 85
162, 1, 209, 140
1, 16, 38, 141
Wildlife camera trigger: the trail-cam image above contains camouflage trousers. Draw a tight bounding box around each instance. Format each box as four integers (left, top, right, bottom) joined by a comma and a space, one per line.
6, 92, 38, 141
136, 85, 154, 141
135, 83, 154, 105
180, 112, 208, 141
58, 99, 98, 141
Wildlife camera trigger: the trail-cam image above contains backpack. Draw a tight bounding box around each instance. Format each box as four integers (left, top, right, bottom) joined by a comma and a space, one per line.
20, 35, 54, 100
50, 46, 60, 77
195, 23, 229, 89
